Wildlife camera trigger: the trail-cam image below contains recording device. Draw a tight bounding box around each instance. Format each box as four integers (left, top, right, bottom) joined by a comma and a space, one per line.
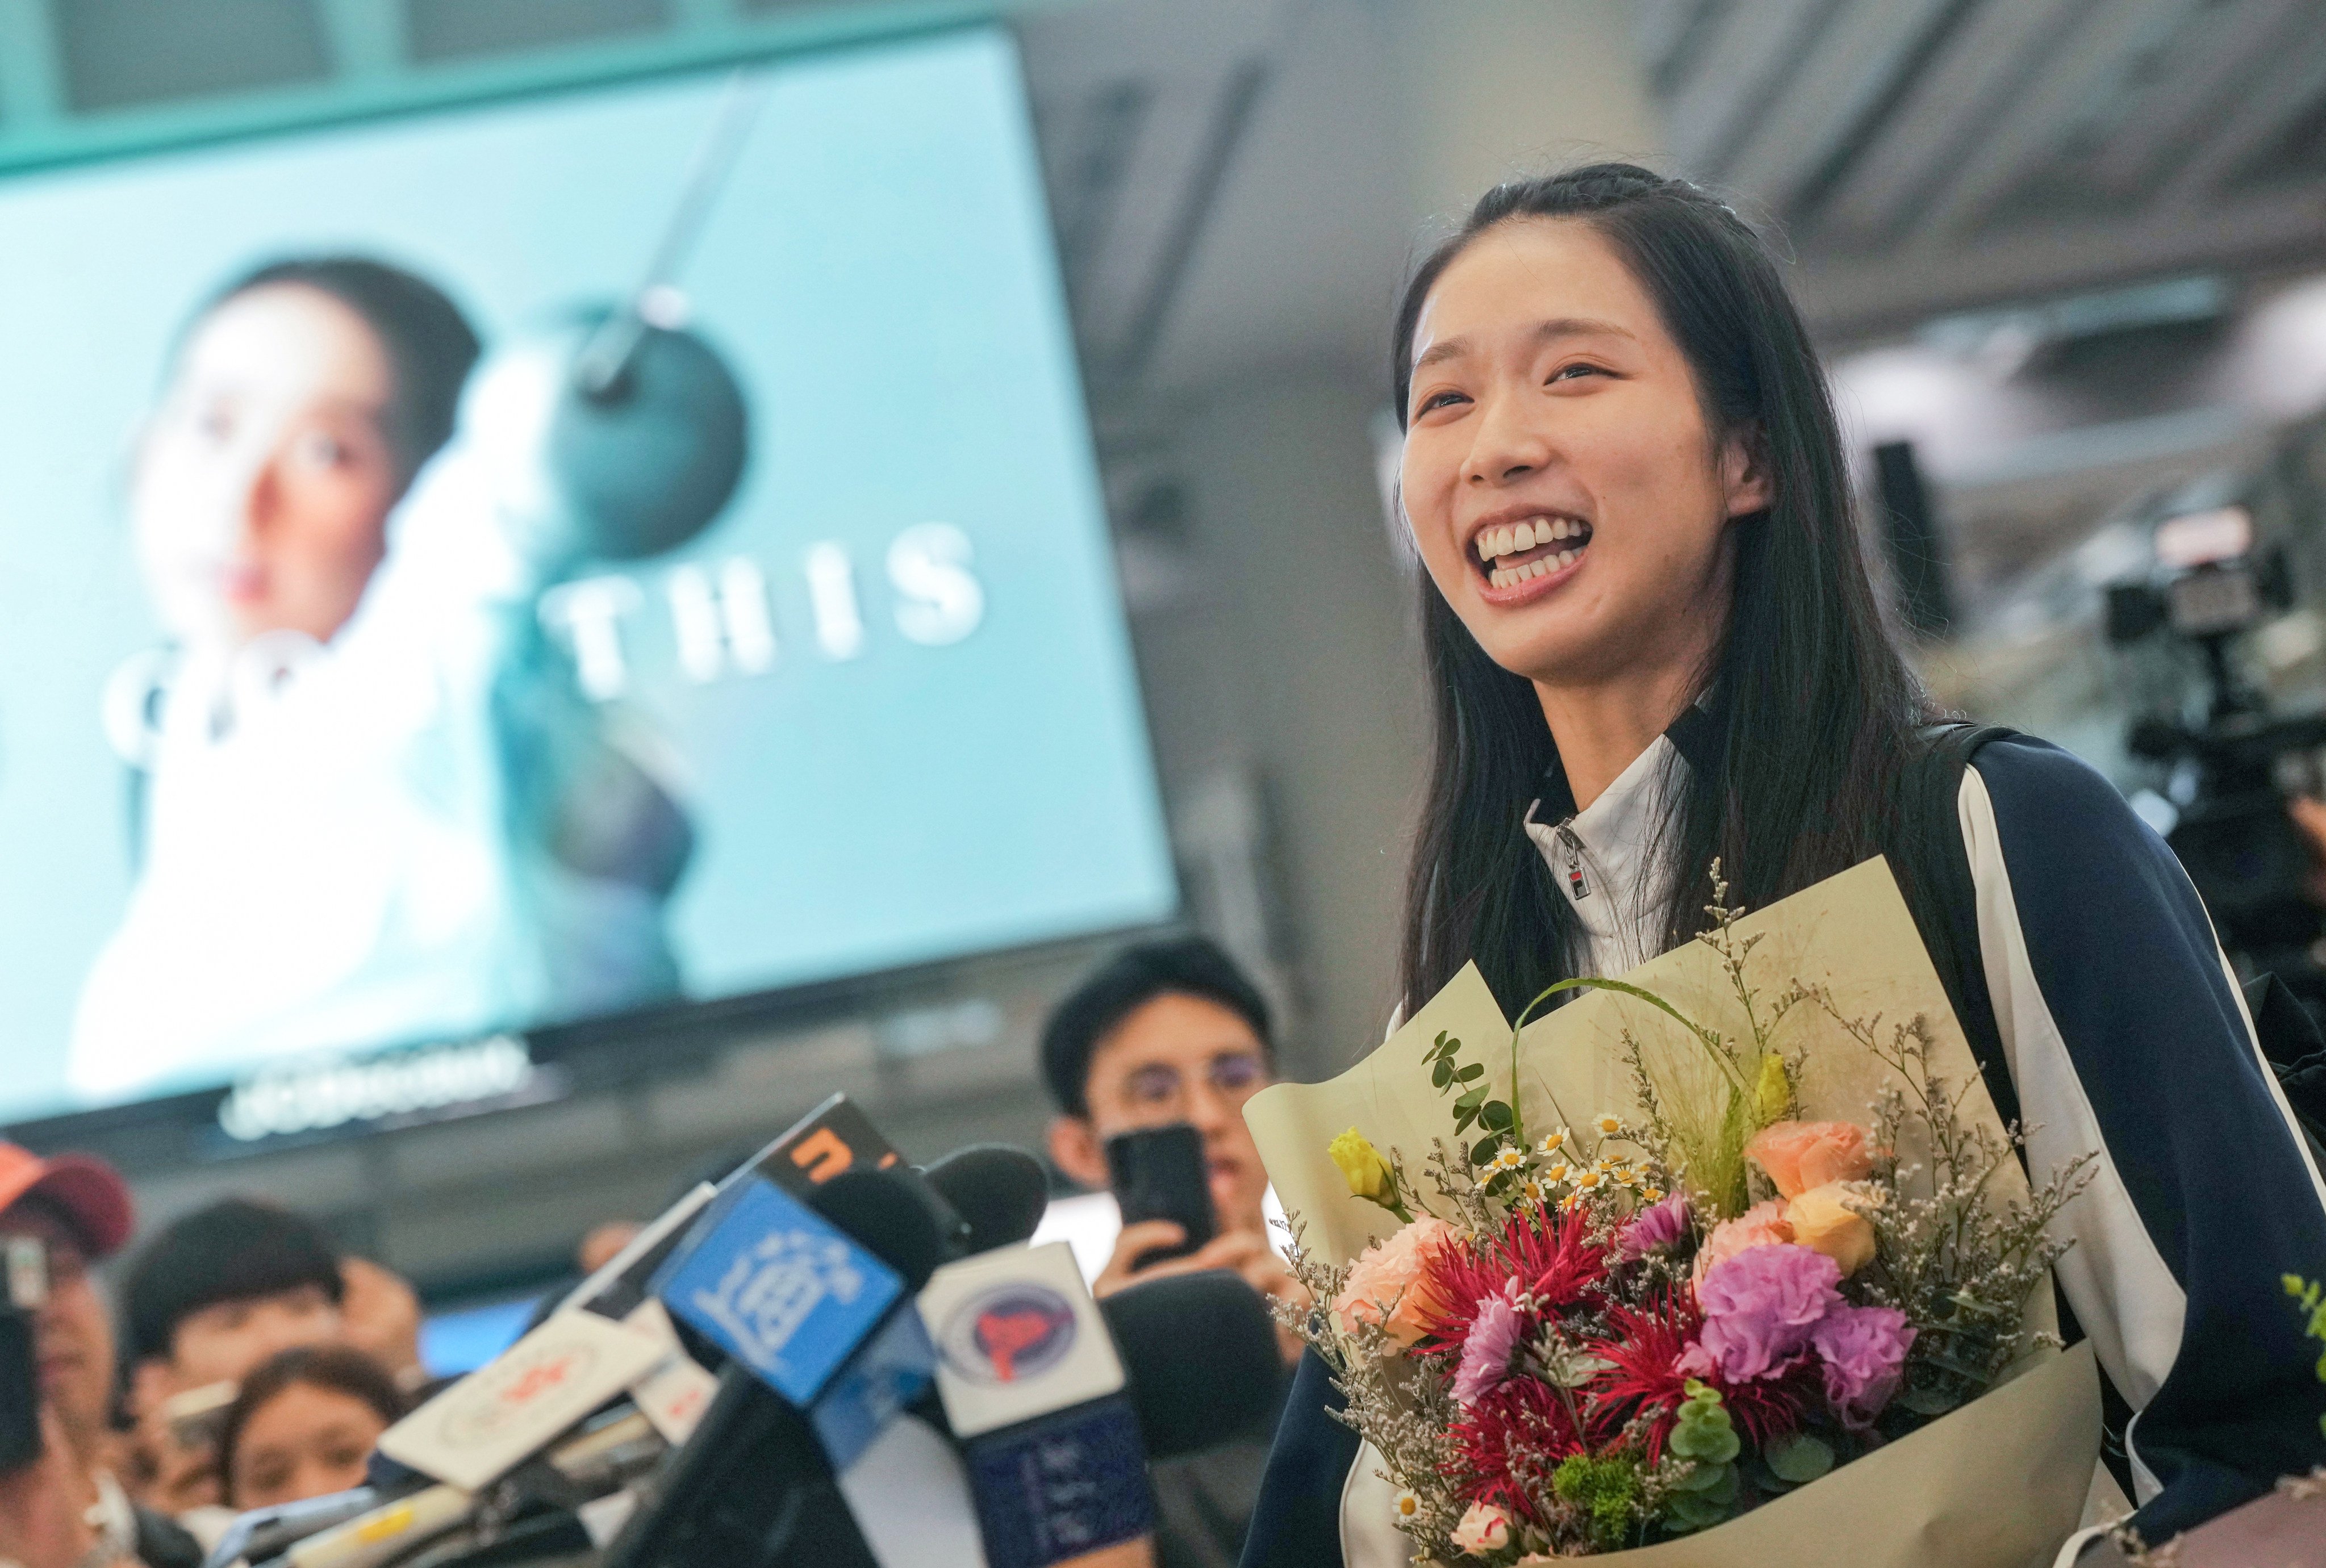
2, 1235, 44, 1473
922, 1240, 1154, 1567
606, 1162, 958, 1568
2104, 499, 2326, 1000
1098, 1269, 1287, 1457
1105, 1123, 1216, 1263
161, 1378, 240, 1451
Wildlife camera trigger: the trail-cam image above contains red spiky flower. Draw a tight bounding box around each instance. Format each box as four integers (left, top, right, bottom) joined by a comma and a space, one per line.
1444, 1369, 1589, 1528
1415, 1202, 1608, 1349
1584, 1291, 1810, 1461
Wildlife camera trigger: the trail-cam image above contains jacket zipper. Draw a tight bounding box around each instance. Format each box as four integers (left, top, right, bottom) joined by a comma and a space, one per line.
1554, 818, 1594, 902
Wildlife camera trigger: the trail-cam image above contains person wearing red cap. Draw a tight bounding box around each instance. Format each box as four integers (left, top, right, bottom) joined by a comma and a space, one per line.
0, 1142, 199, 1568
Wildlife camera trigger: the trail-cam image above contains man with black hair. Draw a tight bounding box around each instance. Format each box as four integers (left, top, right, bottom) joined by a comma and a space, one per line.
1041, 938, 1302, 1568
1042, 937, 1300, 1307
118, 1199, 350, 1517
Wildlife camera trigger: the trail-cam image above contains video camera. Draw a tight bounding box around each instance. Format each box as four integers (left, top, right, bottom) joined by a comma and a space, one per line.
2104, 496, 2326, 1001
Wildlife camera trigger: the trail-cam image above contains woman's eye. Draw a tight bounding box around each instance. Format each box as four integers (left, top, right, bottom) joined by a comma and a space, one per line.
293, 432, 351, 468
1549, 362, 1608, 384
1416, 389, 1467, 415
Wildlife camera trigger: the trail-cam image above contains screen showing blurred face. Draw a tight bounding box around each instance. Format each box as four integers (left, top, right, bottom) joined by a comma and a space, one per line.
229, 1379, 389, 1508
169, 1285, 344, 1391
133, 283, 404, 651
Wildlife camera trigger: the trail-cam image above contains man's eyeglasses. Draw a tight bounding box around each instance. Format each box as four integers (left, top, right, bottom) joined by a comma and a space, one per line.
1122, 1051, 1271, 1110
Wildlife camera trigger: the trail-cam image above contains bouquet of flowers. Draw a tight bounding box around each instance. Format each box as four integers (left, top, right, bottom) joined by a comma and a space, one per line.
1246, 859, 2108, 1566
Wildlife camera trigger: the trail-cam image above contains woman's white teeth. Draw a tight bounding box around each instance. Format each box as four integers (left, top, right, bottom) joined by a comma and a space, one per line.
1486, 547, 1584, 588
1475, 517, 1586, 563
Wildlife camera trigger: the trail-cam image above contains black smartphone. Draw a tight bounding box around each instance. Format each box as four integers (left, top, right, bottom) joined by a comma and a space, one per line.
1104, 1123, 1217, 1266
2, 1236, 46, 1473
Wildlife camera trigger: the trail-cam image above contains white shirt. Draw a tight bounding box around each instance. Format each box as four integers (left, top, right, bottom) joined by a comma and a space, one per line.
1521, 733, 1683, 978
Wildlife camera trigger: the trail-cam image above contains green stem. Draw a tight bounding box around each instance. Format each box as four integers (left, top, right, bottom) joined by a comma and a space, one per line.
1518, 977, 1751, 1094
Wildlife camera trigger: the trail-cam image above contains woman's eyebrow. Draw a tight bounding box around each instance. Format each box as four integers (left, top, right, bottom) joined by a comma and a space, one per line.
1413, 317, 1636, 375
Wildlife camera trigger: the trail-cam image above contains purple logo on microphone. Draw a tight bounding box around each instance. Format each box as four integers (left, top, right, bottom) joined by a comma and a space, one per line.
939, 1283, 1078, 1386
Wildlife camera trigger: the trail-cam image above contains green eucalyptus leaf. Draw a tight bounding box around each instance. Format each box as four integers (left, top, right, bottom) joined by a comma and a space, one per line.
1455, 1062, 1485, 1082
1666, 1425, 1719, 1462
1431, 1059, 1452, 1089
1895, 1386, 1961, 1416
1764, 1432, 1834, 1483
1667, 1459, 1727, 1494
1454, 1086, 1488, 1111
1480, 1101, 1514, 1132
1471, 1136, 1501, 1167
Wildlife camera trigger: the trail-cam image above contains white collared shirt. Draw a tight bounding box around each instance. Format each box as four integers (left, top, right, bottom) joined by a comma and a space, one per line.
1521, 734, 1684, 978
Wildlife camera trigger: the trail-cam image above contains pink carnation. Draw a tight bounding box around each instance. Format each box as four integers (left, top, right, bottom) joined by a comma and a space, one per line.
1452, 1283, 1526, 1406
1810, 1303, 1915, 1427
1615, 1192, 1690, 1260
1691, 1243, 1840, 1383
1690, 1198, 1794, 1297
1333, 1216, 1458, 1345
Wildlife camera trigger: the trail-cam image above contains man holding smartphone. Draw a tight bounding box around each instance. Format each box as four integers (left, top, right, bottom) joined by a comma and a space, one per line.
1041, 937, 1305, 1568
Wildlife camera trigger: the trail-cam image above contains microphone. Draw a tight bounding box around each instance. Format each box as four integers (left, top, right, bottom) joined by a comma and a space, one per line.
349, 1099, 930, 1567
1099, 1271, 1287, 1460
922, 1145, 1050, 1255
920, 1241, 1156, 1568
605, 1150, 957, 1567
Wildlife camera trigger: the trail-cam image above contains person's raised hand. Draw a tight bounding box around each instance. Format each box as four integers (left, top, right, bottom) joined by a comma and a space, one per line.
1090, 1224, 1312, 1362
340, 1256, 425, 1389
1090, 1220, 1193, 1299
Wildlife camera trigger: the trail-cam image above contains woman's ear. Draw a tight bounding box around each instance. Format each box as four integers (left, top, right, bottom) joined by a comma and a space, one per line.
1719, 423, 1773, 520
1046, 1114, 1109, 1192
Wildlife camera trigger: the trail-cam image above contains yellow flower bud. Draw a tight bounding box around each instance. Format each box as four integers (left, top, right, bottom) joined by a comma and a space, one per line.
1329, 1127, 1394, 1203
1753, 1053, 1793, 1127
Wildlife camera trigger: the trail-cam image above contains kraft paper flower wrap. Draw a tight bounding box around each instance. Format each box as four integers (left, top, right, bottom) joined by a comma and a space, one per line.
1244, 858, 2104, 1568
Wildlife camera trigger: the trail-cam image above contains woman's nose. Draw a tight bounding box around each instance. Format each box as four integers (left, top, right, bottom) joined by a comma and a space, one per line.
235, 450, 285, 545
1466, 391, 1555, 487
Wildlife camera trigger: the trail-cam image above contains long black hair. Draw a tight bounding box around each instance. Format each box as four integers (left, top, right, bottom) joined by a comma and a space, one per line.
190, 256, 481, 483
1394, 164, 1932, 1021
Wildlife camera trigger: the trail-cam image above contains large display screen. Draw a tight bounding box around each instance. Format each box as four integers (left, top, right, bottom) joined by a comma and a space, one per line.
0, 29, 1175, 1126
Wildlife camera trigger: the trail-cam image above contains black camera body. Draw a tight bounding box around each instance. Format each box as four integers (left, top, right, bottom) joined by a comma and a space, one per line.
2, 1235, 45, 1472
2107, 499, 2326, 1002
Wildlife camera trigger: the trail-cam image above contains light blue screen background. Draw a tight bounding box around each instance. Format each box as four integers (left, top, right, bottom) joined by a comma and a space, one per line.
0, 30, 1175, 1124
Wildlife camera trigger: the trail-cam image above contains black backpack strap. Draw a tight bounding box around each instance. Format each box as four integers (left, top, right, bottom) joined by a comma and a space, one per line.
1894, 722, 2023, 1136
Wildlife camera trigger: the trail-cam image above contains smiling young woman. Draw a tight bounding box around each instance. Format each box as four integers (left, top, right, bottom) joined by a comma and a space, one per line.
1237, 166, 2326, 1568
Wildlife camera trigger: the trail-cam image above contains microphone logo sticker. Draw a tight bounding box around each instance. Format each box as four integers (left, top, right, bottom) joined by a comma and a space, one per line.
940, 1284, 1077, 1385
440, 1340, 600, 1447
655, 1176, 904, 1405
692, 1228, 868, 1377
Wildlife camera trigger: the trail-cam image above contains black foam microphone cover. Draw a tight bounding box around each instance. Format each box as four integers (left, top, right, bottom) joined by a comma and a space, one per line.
1100, 1269, 1287, 1459
921, 1144, 1050, 1255
805, 1166, 952, 1290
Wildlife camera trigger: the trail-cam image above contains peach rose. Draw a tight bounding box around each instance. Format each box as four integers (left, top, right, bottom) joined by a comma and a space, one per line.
1451, 1501, 1513, 1555
1333, 1216, 1458, 1345
1784, 1181, 1880, 1277
1690, 1198, 1793, 1297
1745, 1120, 1873, 1200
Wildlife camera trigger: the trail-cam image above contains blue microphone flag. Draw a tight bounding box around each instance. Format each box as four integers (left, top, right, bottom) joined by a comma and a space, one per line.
655, 1176, 901, 1406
